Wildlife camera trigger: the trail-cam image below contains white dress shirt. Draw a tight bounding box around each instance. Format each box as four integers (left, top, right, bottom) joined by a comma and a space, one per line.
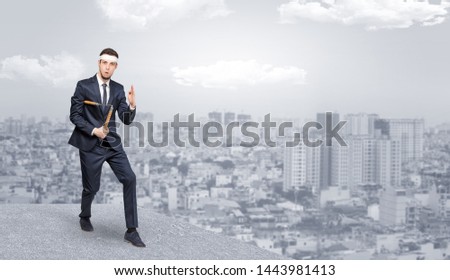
96, 73, 135, 110
96, 73, 110, 105
91, 73, 135, 136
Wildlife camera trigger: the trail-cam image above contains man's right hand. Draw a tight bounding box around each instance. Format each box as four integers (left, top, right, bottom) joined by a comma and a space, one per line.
93, 127, 107, 139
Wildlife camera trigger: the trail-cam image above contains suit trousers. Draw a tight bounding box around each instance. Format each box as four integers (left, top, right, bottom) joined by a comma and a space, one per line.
78, 142, 138, 228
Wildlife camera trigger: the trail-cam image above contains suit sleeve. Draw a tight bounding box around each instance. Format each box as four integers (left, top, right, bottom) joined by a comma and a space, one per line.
117, 85, 136, 125
69, 81, 96, 136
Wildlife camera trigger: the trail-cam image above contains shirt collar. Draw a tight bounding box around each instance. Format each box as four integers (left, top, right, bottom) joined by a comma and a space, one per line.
96, 73, 110, 87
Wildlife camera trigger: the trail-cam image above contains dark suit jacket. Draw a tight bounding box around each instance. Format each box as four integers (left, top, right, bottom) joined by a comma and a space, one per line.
68, 74, 136, 151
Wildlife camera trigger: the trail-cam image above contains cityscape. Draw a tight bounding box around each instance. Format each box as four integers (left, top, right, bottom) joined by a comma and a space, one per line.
1, 111, 450, 260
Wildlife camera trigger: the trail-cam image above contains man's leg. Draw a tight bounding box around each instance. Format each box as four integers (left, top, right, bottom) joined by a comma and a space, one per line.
106, 148, 138, 228
79, 145, 105, 219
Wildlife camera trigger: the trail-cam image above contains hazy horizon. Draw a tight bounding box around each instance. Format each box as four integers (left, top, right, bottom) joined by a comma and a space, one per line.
1, 0, 449, 126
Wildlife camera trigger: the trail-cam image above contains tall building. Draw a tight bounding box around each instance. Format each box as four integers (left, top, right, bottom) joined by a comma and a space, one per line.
208, 111, 222, 124
316, 112, 340, 188
5, 118, 23, 136
343, 113, 379, 136
237, 114, 252, 123
331, 135, 401, 190
224, 112, 236, 125
284, 113, 411, 195
305, 146, 321, 194
332, 136, 363, 190
0, 122, 5, 136
362, 138, 376, 184
223, 112, 236, 146
283, 142, 306, 192
376, 137, 402, 187
137, 112, 154, 123
283, 139, 321, 193
27, 117, 36, 128
122, 112, 154, 147
375, 118, 424, 162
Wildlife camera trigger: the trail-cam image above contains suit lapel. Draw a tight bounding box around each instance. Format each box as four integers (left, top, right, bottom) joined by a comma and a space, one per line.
89, 75, 105, 118
89, 75, 102, 104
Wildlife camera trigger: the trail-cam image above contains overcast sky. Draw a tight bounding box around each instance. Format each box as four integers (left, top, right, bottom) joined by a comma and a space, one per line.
1, 0, 449, 126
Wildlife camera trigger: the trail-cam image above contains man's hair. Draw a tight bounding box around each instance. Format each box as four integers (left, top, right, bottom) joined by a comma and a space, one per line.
99, 48, 119, 59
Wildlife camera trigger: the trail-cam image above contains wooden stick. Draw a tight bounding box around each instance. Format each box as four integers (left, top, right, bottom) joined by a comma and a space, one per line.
103, 105, 114, 134
84, 100, 113, 134
83, 100, 101, 106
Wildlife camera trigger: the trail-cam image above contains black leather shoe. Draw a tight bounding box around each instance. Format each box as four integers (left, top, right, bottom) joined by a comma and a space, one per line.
80, 218, 94, 232
124, 231, 146, 247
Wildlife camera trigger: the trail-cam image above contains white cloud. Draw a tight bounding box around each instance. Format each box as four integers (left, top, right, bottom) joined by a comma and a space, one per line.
0, 53, 85, 88
278, 0, 450, 30
96, 0, 232, 30
172, 60, 307, 90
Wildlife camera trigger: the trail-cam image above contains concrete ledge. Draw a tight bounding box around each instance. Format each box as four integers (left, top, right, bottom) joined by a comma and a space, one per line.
0, 204, 287, 260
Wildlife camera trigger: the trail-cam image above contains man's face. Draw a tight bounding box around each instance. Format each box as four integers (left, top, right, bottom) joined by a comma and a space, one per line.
98, 59, 118, 81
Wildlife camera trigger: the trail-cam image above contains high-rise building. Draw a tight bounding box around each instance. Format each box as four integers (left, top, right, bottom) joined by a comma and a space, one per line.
343, 113, 379, 136
305, 145, 321, 194
331, 135, 401, 190
376, 137, 402, 187
316, 112, 340, 188
283, 142, 306, 192
0, 122, 5, 136
362, 138, 376, 184
284, 139, 321, 193
208, 111, 222, 124
223, 112, 237, 146
375, 118, 424, 162
284, 113, 411, 195
332, 136, 363, 190
237, 114, 252, 123
137, 112, 154, 123
5, 118, 23, 136
224, 112, 236, 125
332, 140, 351, 189
118, 111, 154, 147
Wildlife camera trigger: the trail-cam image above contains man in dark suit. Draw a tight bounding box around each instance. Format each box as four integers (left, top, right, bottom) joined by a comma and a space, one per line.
68, 48, 145, 247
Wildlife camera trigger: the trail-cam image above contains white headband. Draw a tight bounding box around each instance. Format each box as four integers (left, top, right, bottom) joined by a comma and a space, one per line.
99, 54, 118, 63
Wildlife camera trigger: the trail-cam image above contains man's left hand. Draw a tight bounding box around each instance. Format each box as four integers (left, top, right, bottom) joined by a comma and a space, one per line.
128, 85, 136, 108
